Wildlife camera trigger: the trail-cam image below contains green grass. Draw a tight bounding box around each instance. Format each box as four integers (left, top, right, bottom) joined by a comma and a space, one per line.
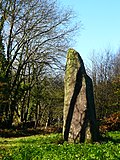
0, 131, 120, 160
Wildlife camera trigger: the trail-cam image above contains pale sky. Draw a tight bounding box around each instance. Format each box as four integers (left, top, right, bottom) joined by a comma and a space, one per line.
58, 0, 120, 62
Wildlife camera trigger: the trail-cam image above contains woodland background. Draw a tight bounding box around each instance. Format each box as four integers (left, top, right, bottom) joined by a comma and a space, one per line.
0, 0, 120, 133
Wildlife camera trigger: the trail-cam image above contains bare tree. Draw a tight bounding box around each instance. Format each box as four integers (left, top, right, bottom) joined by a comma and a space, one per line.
90, 50, 120, 119
1, 0, 80, 127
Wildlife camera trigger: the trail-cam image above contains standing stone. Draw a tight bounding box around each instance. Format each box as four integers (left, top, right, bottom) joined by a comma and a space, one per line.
63, 48, 99, 143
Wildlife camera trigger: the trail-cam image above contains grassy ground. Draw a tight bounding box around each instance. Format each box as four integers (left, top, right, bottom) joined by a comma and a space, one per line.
0, 131, 120, 160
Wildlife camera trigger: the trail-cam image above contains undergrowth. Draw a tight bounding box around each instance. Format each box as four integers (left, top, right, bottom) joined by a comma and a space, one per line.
0, 131, 120, 160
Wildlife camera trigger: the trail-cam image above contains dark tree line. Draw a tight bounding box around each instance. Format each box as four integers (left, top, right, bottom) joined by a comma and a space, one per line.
90, 50, 120, 120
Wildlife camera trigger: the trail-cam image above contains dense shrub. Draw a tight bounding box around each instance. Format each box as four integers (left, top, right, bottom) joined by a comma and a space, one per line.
100, 112, 120, 132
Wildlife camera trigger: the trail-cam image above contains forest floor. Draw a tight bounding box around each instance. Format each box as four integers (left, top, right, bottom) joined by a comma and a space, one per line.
0, 126, 62, 138
0, 130, 120, 160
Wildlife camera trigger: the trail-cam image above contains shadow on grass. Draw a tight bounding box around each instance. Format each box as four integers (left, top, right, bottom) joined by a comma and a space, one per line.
99, 131, 120, 144
0, 128, 120, 145
0, 127, 62, 138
